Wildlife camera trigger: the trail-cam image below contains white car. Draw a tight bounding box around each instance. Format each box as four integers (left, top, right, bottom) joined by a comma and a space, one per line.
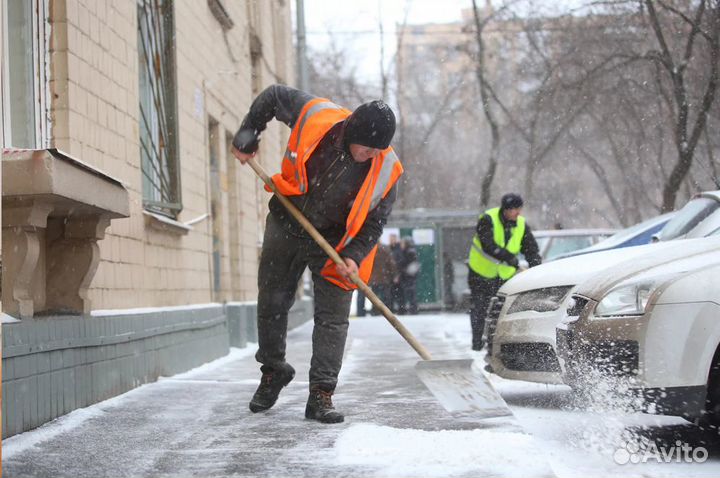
531, 228, 616, 261
655, 190, 720, 241
456, 228, 615, 309
556, 240, 720, 421
486, 191, 720, 385
485, 240, 705, 383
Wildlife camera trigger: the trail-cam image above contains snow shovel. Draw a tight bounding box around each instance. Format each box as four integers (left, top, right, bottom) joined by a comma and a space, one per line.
245, 156, 511, 419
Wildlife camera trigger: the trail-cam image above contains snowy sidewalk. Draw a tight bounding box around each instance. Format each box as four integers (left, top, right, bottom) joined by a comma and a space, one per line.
2, 314, 553, 478
6, 313, 720, 477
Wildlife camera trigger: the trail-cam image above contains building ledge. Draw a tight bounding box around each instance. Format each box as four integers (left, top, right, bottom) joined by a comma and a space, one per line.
143, 210, 193, 235
2, 148, 130, 318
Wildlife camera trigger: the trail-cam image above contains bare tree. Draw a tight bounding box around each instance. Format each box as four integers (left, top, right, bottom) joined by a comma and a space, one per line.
305, 35, 380, 108
469, 0, 504, 208
522, 0, 720, 222
639, 0, 720, 210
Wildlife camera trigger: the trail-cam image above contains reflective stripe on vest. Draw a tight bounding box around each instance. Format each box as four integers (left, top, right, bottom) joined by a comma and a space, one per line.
468, 207, 526, 280
267, 98, 404, 290
268, 98, 350, 196
322, 148, 403, 290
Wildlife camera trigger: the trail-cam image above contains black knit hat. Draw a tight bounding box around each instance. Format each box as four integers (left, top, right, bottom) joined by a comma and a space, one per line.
344, 100, 396, 149
501, 193, 524, 210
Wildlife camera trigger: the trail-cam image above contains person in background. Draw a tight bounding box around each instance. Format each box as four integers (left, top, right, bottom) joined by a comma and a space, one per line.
369, 243, 397, 315
388, 233, 404, 312
443, 252, 456, 311
467, 193, 541, 351
231, 84, 402, 423
397, 237, 420, 315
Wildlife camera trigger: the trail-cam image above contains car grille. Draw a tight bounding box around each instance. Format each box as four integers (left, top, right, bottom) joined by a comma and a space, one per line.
591, 340, 639, 376
484, 295, 506, 357
500, 342, 561, 373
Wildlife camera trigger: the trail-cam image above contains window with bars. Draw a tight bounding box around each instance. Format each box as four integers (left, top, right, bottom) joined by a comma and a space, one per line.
137, 0, 180, 216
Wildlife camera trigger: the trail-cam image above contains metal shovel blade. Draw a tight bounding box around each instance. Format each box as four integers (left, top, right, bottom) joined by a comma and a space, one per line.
415, 359, 512, 419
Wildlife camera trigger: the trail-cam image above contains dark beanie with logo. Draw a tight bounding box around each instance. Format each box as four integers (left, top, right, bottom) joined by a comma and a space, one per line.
344, 100, 396, 150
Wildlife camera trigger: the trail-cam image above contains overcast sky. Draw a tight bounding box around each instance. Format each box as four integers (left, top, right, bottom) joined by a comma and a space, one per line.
298, 1, 590, 86
299, 0, 472, 85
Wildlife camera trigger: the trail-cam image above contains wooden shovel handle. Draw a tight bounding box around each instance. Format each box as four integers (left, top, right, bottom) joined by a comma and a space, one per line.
246, 157, 432, 361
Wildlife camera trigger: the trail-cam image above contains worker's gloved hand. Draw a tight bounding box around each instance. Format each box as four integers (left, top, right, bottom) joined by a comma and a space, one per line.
507, 256, 519, 268
232, 128, 261, 154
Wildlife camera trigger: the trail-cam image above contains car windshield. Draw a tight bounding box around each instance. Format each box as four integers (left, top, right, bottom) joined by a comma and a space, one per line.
659, 197, 720, 241
685, 208, 720, 238
545, 236, 594, 260
593, 213, 672, 248
535, 237, 550, 253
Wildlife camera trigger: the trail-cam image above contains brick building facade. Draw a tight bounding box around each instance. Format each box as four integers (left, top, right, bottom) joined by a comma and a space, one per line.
0, 0, 304, 438
2, 0, 294, 312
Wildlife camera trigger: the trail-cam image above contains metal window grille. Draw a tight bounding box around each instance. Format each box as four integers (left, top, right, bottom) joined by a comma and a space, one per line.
137, 0, 181, 216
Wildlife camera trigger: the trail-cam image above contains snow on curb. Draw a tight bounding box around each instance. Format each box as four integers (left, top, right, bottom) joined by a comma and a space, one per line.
2, 347, 257, 459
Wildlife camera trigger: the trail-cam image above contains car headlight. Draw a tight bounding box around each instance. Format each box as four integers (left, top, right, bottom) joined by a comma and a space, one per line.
507, 286, 573, 314
594, 282, 656, 317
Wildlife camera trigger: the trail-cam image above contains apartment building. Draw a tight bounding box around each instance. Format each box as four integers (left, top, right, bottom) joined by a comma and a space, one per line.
5, 0, 294, 312
0, 0, 305, 438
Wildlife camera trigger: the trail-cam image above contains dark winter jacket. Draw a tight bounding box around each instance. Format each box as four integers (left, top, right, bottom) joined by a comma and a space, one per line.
370, 245, 397, 286
236, 84, 397, 265
398, 240, 420, 283
475, 212, 542, 268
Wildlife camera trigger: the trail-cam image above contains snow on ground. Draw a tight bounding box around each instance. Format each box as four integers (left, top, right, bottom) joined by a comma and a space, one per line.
3, 313, 720, 477
439, 314, 720, 477
334, 423, 541, 477
2, 347, 257, 460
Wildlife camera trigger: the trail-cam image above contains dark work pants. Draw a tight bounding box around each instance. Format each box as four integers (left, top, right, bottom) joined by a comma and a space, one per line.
390, 282, 402, 312
400, 278, 418, 314
467, 270, 504, 349
370, 283, 391, 315
356, 289, 367, 316
256, 213, 352, 389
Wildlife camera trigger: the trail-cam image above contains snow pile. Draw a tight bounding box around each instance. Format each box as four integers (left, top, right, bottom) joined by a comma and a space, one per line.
334, 423, 546, 477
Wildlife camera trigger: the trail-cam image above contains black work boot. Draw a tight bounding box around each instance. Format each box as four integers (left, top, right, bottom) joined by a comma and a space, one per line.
249, 364, 295, 413
472, 339, 485, 351
305, 384, 344, 423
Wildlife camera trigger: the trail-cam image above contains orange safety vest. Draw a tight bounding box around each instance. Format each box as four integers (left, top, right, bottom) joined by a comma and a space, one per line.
267, 97, 404, 290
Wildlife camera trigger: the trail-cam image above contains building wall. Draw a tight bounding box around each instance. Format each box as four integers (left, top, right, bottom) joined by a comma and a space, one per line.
0, 1, 4, 276
0, 1, 4, 149
46, 0, 293, 309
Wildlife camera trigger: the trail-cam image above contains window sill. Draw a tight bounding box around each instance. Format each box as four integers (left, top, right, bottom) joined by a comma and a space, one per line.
143, 210, 192, 236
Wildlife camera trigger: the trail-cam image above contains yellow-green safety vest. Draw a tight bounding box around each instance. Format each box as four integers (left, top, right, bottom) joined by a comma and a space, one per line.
468, 207, 526, 280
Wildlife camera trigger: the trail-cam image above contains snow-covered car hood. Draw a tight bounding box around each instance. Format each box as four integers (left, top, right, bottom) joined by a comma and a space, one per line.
498, 236, 720, 296
574, 236, 720, 300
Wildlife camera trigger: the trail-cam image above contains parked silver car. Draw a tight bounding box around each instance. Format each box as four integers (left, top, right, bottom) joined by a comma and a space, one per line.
557, 241, 720, 421
486, 190, 720, 385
